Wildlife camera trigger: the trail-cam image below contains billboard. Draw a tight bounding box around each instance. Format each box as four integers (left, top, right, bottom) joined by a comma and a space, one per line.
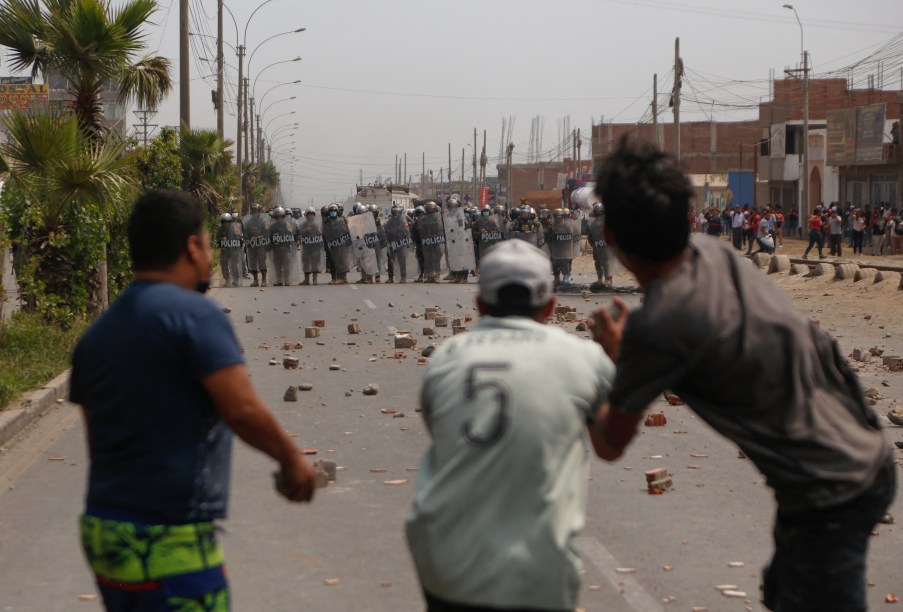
770, 123, 786, 158
727, 169, 754, 207
826, 109, 857, 166
855, 103, 886, 163
0, 82, 48, 110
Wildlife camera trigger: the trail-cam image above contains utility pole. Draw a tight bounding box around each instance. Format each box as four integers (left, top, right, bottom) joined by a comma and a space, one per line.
179, 0, 190, 127
404, 153, 407, 188
448, 143, 452, 194
577, 128, 582, 176
236, 45, 245, 194
480, 129, 487, 201
802, 49, 810, 218
421, 153, 425, 196
243, 77, 250, 164
652, 73, 659, 148
506, 143, 514, 209
249, 97, 256, 163
216, 0, 224, 139
133, 110, 157, 148
572, 129, 577, 177
461, 148, 465, 196
257, 119, 263, 165
472, 128, 477, 204
674, 37, 682, 162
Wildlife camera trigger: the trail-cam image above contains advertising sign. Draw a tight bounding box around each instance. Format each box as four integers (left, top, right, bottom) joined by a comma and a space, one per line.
855, 103, 886, 163
826, 109, 857, 166
0, 82, 49, 110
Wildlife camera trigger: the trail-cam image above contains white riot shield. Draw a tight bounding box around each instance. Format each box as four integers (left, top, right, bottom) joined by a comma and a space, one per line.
297, 217, 326, 273
547, 219, 576, 260
217, 224, 243, 286
475, 216, 506, 257
347, 213, 380, 276
323, 218, 354, 275
418, 212, 447, 279
443, 208, 476, 271
374, 221, 389, 276
384, 215, 418, 282
267, 218, 299, 285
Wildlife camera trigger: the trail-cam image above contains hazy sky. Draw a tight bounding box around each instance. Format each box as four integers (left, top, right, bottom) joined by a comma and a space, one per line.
121, 0, 903, 202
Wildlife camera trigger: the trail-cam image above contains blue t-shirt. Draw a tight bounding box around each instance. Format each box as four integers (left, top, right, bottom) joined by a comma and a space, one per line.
70, 281, 244, 524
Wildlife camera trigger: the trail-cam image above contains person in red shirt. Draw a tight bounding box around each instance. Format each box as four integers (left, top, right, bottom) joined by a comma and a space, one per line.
803, 207, 826, 259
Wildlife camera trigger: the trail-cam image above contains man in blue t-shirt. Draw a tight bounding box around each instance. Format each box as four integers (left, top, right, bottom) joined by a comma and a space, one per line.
70, 189, 316, 611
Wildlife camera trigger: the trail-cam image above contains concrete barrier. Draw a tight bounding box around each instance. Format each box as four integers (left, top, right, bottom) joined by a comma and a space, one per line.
768, 255, 791, 274
854, 268, 878, 282
834, 263, 859, 281
790, 263, 810, 276
875, 270, 901, 285
810, 262, 834, 277
751, 253, 772, 270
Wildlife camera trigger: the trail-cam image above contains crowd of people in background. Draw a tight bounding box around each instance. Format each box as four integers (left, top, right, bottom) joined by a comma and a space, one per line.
693, 200, 903, 259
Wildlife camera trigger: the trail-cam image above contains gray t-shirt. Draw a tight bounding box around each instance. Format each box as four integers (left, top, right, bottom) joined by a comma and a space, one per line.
408, 316, 614, 610
609, 236, 890, 513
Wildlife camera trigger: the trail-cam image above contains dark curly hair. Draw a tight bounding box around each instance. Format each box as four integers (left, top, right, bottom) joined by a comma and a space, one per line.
594, 136, 692, 263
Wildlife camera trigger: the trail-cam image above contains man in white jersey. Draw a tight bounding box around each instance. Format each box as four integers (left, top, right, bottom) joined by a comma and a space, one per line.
406, 240, 616, 612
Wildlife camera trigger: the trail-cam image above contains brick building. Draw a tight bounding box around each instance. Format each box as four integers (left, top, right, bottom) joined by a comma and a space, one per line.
495, 158, 593, 209
759, 78, 902, 215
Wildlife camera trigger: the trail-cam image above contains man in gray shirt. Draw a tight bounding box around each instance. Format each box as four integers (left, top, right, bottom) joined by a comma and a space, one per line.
588, 137, 894, 612
828, 209, 844, 256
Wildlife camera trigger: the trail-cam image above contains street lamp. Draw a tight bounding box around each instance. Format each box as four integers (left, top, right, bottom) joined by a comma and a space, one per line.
253, 57, 302, 99
264, 110, 296, 134
260, 96, 296, 119
783, 3, 809, 219
258, 79, 301, 109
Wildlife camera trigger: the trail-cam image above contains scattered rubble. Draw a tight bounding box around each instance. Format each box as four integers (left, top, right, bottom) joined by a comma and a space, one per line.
245, 315, 254, 323
283, 357, 299, 369
362, 384, 380, 396
348, 323, 361, 334
283, 386, 298, 402
644, 412, 667, 427
305, 327, 320, 338
394, 333, 417, 349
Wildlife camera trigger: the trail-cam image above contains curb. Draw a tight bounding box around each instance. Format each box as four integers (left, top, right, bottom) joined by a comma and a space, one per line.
0, 369, 71, 448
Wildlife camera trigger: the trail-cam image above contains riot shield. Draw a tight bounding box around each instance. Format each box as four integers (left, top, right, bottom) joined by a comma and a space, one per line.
384, 215, 418, 282
267, 218, 299, 286
322, 218, 354, 275
217, 224, 243, 287
242, 213, 270, 274
547, 219, 576, 260
297, 217, 326, 273
418, 211, 446, 280
586, 216, 619, 282
374, 221, 389, 277
509, 220, 540, 247
347, 213, 380, 276
475, 216, 506, 257
443, 207, 476, 271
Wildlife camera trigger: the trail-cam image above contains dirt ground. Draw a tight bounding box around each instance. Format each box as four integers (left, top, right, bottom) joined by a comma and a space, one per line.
572, 232, 903, 443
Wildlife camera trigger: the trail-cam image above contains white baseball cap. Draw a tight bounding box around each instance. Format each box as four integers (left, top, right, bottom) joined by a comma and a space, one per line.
478, 240, 553, 308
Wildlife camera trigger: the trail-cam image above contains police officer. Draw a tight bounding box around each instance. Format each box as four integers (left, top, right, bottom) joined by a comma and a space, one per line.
268, 207, 296, 286
217, 213, 243, 287
243, 204, 270, 287
298, 207, 324, 285
586, 202, 613, 285
547, 208, 576, 288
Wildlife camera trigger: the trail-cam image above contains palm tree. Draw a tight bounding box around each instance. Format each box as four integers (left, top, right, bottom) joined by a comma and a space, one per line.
0, 111, 135, 316
179, 125, 234, 216
0, 0, 172, 140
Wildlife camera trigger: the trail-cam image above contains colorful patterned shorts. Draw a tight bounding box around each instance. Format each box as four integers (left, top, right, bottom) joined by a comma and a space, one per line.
80, 514, 229, 612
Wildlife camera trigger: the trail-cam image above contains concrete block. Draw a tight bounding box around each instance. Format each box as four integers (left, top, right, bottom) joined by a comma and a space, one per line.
834, 263, 859, 281
394, 333, 417, 349
347, 323, 361, 334
810, 262, 833, 277
751, 253, 771, 270
305, 327, 320, 338
875, 271, 901, 285
854, 268, 877, 282
768, 254, 791, 274
434, 316, 448, 327
283, 357, 299, 369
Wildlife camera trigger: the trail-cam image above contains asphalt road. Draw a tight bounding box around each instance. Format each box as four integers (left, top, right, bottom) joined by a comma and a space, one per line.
0, 278, 901, 611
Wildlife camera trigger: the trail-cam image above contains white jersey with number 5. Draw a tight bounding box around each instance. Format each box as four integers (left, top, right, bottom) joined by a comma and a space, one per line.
406, 315, 615, 610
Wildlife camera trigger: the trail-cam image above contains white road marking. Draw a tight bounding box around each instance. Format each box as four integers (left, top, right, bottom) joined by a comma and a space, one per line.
577, 536, 664, 611
364, 299, 377, 310
349, 284, 358, 291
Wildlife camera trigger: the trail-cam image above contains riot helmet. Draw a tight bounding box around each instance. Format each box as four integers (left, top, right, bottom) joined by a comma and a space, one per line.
591, 202, 605, 217
273, 206, 286, 218
220, 213, 233, 223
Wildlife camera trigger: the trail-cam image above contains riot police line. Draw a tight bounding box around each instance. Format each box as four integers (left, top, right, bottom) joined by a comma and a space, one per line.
215, 197, 615, 288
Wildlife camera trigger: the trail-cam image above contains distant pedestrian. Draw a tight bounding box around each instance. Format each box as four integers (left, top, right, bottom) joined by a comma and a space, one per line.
70, 190, 316, 611
589, 137, 894, 612
802, 210, 825, 259
730, 206, 744, 249
851, 210, 865, 255
407, 239, 615, 612
829, 210, 844, 256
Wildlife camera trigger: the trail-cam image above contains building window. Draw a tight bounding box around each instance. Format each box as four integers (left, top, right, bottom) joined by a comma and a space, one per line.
871, 175, 897, 206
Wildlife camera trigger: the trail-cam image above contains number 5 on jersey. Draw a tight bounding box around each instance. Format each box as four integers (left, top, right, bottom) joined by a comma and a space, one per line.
462, 362, 512, 446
